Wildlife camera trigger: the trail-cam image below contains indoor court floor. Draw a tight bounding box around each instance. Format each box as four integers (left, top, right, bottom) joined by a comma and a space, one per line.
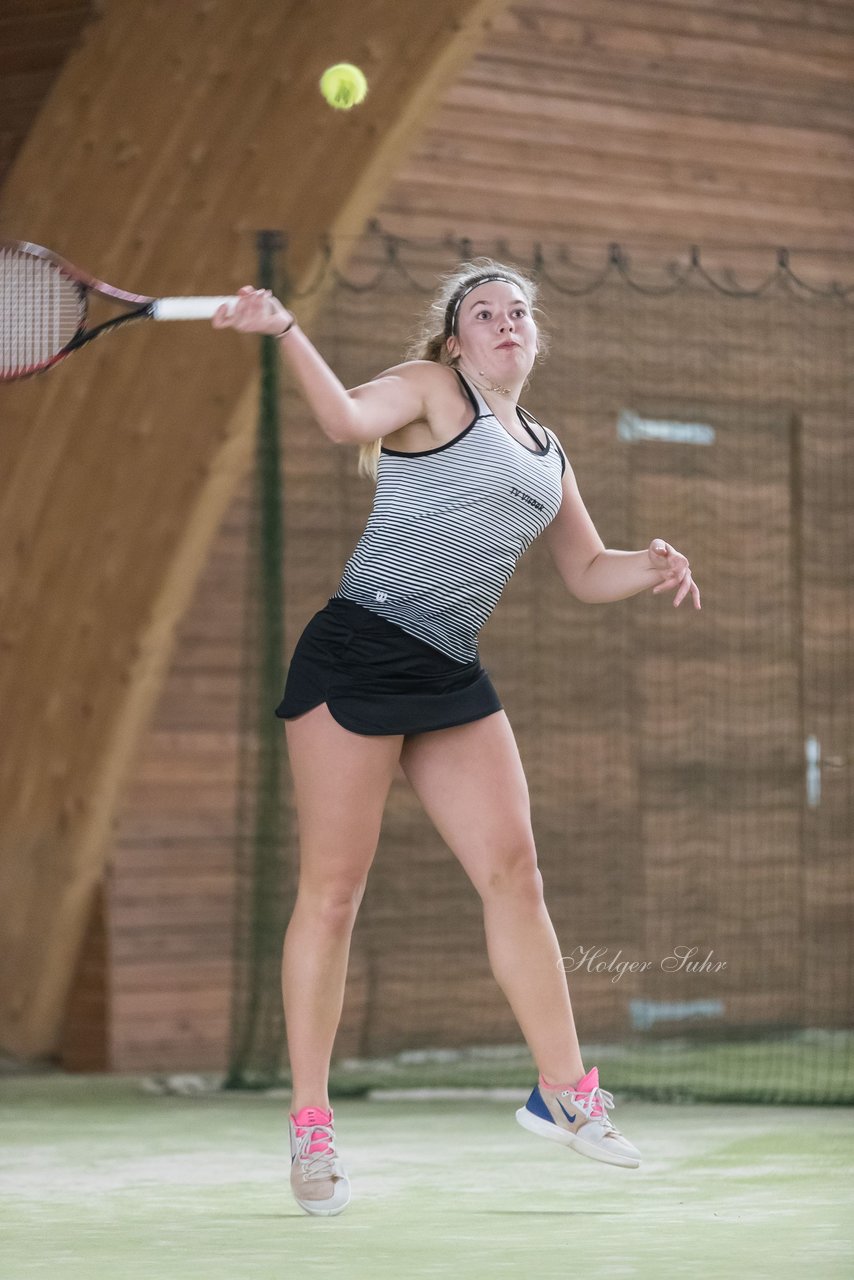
1, 1074, 852, 1279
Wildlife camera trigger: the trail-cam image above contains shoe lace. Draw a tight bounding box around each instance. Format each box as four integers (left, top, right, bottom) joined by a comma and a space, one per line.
294, 1122, 340, 1181
562, 1084, 618, 1128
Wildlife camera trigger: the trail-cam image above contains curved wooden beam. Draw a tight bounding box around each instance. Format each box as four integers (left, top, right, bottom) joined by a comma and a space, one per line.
0, 0, 508, 1057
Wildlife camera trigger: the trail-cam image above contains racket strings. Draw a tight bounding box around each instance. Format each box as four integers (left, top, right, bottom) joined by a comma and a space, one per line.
0, 247, 85, 377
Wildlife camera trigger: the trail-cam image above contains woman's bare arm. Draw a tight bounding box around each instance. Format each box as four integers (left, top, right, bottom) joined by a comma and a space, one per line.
212, 286, 432, 444
281, 332, 436, 443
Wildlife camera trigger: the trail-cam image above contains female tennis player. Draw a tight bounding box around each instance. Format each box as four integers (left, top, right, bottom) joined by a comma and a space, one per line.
213, 260, 700, 1217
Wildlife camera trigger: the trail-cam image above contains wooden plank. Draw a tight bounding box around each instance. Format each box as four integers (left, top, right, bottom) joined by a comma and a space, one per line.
111, 930, 239, 966
474, 50, 854, 118
491, 8, 854, 77
112, 991, 230, 1021
114, 845, 236, 875
501, 0, 854, 45
443, 82, 854, 156
112, 961, 233, 994
420, 116, 854, 181
413, 136, 854, 213
526, 0, 854, 35
373, 208, 854, 256
386, 176, 854, 236
462, 61, 854, 134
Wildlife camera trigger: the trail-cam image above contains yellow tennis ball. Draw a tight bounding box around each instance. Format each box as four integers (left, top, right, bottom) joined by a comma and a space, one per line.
319, 63, 368, 110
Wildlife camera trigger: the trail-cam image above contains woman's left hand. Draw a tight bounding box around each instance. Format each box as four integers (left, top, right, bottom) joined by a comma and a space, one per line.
648, 540, 701, 609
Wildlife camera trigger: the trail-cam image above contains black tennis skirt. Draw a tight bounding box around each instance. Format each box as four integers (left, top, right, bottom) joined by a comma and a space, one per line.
275, 596, 503, 736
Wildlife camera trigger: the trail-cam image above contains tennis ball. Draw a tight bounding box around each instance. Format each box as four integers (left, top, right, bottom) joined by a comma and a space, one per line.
319, 63, 368, 110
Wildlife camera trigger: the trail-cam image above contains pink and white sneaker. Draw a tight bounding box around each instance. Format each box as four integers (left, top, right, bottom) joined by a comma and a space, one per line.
288, 1105, 351, 1215
515, 1066, 641, 1169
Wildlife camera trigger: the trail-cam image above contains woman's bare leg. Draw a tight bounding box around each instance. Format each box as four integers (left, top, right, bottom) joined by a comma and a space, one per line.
283, 702, 403, 1112
399, 711, 585, 1086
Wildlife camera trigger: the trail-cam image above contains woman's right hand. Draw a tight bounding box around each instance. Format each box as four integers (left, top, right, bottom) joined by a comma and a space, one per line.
212, 285, 294, 336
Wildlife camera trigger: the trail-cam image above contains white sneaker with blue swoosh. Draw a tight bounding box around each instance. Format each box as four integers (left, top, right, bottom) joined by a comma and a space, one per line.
515, 1067, 641, 1168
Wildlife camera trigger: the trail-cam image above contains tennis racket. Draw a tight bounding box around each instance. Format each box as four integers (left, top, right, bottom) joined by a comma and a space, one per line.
0, 239, 239, 381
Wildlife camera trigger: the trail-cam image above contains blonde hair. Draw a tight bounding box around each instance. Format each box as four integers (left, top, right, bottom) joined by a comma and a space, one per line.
356, 257, 549, 481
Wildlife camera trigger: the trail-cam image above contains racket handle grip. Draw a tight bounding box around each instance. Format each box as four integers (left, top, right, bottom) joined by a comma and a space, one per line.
152, 296, 238, 320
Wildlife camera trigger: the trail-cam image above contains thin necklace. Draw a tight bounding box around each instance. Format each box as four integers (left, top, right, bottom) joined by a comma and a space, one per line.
461, 366, 513, 399
457, 365, 547, 448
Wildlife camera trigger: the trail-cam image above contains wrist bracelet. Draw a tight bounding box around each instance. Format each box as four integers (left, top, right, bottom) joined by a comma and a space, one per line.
273, 318, 296, 339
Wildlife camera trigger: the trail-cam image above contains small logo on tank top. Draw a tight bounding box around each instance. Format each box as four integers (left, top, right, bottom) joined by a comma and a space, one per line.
375, 590, 389, 602
510, 485, 546, 512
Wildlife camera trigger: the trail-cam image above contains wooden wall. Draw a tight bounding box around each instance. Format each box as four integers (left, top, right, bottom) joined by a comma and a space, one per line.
391, 0, 854, 251
81, 0, 854, 1073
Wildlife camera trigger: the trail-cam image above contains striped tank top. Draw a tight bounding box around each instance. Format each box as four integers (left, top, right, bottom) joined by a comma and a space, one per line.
331, 369, 567, 663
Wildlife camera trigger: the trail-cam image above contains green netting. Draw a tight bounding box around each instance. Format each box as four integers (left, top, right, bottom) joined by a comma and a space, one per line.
227, 226, 854, 1104
225, 232, 289, 1089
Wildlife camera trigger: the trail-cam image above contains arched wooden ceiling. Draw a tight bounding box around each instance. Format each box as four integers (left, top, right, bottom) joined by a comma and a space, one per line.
0, 0, 509, 1057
